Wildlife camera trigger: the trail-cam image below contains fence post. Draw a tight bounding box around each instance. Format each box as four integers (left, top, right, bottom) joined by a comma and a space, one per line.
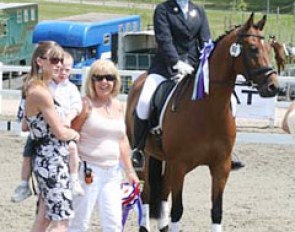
0, 62, 2, 114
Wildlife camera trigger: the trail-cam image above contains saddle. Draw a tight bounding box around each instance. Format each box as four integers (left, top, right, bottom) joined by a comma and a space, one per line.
148, 79, 176, 133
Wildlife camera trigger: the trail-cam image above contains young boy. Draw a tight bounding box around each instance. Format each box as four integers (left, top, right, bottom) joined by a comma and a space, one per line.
11, 52, 83, 202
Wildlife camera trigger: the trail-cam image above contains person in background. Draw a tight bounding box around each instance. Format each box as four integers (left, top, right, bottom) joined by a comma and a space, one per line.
68, 60, 139, 232
21, 41, 79, 232
282, 101, 295, 133
11, 51, 83, 203
131, 0, 211, 170
131, 0, 244, 170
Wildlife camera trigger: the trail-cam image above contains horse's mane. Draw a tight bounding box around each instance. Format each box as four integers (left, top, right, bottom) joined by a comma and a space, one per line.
214, 25, 241, 44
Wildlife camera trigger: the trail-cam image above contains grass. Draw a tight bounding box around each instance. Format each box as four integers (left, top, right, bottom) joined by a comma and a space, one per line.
3, 0, 295, 43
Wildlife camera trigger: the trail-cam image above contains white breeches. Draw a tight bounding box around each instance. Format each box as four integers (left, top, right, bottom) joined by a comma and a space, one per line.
68, 164, 123, 232
136, 73, 166, 120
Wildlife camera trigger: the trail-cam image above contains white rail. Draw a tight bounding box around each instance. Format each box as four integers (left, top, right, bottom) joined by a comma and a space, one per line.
0, 63, 294, 134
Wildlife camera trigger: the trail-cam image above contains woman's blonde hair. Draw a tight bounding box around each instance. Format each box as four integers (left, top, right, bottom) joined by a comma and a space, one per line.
24, 41, 64, 96
84, 60, 121, 99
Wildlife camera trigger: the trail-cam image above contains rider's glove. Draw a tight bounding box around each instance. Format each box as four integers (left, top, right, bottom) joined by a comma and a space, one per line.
173, 60, 194, 76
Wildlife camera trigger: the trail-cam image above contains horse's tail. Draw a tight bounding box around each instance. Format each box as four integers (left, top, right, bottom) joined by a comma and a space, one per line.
149, 156, 162, 218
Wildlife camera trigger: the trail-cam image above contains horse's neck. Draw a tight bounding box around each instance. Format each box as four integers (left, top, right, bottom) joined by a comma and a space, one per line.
209, 42, 236, 87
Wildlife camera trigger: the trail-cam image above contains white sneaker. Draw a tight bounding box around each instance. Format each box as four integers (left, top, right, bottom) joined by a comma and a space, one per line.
71, 180, 84, 196
11, 185, 32, 203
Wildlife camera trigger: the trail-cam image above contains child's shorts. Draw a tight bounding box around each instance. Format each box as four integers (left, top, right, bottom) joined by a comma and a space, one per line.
23, 136, 35, 157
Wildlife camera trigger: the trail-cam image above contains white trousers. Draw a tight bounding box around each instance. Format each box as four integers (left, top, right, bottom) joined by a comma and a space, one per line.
136, 73, 166, 120
68, 163, 123, 232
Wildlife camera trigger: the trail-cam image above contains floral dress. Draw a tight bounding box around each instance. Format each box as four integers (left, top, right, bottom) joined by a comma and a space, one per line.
26, 102, 73, 221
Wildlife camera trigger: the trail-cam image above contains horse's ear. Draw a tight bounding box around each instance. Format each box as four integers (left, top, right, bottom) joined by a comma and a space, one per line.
243, 12, 254, 31
256, 15, 267, 31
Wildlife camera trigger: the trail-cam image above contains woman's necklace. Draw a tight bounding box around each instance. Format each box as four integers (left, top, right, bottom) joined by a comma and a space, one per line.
93, 98, 112, 115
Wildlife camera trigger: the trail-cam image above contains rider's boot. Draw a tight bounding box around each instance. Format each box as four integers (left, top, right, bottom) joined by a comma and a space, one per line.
132, 114, 148, 171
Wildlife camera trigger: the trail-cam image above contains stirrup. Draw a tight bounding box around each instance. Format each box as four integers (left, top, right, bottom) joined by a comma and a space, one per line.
131, 148, 145, 171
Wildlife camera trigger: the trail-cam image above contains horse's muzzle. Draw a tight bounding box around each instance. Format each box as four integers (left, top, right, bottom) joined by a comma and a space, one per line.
258, 74, 280, 97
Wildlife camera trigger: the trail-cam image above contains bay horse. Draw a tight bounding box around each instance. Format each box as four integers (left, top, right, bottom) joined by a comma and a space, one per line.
126, 13, 279, 232
269, 36, 286, 74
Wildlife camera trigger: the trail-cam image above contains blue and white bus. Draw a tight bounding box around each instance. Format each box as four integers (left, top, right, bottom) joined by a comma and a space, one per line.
33, 13, 141, 86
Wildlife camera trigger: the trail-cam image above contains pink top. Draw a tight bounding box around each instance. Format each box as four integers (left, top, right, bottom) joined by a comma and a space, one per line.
78, 107, 126, 167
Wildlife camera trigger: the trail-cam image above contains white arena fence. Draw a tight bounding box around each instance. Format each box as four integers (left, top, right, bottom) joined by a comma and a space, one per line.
0, 63, 294, 135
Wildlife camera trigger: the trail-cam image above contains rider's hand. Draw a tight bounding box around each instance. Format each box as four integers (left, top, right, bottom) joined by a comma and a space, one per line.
173, 60, 194, 76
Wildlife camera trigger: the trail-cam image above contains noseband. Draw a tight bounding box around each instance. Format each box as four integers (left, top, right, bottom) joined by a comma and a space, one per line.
237, 33, 277, 87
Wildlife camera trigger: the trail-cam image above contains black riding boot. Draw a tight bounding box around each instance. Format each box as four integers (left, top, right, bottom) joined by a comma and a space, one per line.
131, 114, 148, 170
231, 152, 245, 171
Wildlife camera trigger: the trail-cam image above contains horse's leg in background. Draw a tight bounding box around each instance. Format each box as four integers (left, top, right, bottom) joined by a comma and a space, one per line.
158, 162, 171, 232
139, 156, 151, 232
169, 163, 187, 232
277, 61, 281, 74
209, 160, 231, 232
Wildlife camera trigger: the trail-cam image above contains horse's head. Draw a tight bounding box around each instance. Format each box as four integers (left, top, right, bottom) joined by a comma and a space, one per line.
230, 13, 279, 97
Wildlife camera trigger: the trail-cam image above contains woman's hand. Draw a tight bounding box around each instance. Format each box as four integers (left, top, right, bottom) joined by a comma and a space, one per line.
125, 169, 139, 184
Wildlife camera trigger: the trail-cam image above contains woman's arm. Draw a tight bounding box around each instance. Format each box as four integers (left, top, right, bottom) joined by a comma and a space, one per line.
71, 97, 92, 132
27, 85, 79, 141
21, 117, 29, 132
282, 101, 295, 133
119, 134, 139, 184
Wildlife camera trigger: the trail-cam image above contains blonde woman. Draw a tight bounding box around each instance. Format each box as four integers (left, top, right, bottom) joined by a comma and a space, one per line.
69, 60, 139, 232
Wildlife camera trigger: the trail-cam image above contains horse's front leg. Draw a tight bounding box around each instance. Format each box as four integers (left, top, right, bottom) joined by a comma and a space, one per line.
158, 162, 171, 232
210, 160, 231, 232
138, 157, 151, 232
168, 164, 186, 232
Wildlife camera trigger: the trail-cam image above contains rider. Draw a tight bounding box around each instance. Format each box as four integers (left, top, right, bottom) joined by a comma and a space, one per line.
131, 0, 211, 170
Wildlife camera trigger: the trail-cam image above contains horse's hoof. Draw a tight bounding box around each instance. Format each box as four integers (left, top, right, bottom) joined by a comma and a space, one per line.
139, 226, 149, 232
159, 225, 169, 232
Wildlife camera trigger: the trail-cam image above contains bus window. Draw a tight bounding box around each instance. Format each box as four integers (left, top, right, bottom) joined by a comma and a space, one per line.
17, 10, 22, 23
31, 7, 36, 21
64, 47, 85, 63
126, 22, 131, 32
133, 21, 138, 32
24, 9, 29, 22
87, 46, 97, 59
103, 33, 111, 46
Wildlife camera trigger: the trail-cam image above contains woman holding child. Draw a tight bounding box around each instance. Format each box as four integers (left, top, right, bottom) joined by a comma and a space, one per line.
24, 41, 79, 232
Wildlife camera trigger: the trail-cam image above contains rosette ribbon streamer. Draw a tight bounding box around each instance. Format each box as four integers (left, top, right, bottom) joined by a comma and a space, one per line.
192, 40, 215, 100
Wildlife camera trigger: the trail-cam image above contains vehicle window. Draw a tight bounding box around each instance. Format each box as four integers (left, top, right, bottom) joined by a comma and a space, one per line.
103, 33, 111, 46
31, 7, 36, 21
17, 10, 22, 23
64, 47, 85, 63
86, 47, 97, 59
24, 9, 29, 22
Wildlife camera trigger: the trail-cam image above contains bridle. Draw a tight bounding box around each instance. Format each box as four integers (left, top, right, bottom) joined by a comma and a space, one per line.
236, 33, 277, 87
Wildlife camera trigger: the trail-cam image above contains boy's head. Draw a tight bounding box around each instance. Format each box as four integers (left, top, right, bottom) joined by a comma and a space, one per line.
53, 51, 74, 84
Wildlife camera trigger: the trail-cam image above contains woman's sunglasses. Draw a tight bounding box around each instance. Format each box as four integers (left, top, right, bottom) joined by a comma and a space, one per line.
40, 57, 64, 65
92, 74, 116, 82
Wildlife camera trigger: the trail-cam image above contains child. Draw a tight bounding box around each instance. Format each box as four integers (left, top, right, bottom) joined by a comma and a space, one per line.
11, 52, 83, 202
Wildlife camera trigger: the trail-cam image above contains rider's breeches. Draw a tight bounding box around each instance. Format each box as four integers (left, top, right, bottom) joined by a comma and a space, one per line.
136, 73, 166, 120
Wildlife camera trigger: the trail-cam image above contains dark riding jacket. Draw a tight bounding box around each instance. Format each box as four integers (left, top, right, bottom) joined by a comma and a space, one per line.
149, 0, 211, 78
